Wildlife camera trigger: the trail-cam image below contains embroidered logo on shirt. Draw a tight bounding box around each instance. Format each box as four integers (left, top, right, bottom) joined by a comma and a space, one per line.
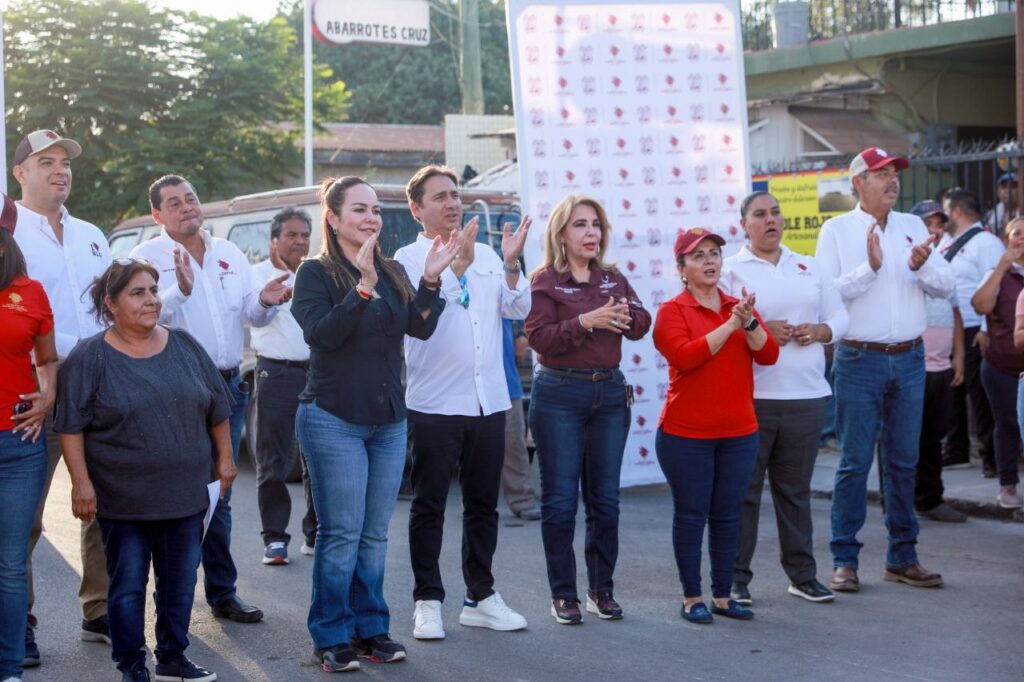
9, 293, 23, 304
905, 236, 913, 245
218, 259, 230, 270
599, 275, 617, 291
3, 292, 27, 312
90, 242, 101, 257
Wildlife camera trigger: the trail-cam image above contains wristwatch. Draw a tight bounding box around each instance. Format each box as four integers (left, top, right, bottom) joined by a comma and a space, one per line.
744, 317, 760, 332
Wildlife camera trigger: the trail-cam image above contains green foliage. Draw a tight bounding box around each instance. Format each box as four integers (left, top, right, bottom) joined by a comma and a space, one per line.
3, 0, 351, 228
283, 0, 512, 124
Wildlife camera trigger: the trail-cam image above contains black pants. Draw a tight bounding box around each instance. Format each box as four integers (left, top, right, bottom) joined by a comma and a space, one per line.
917, 369, 952, 511
253, 357, 311, 545
946, 326, 994, 468
408, 410, 506, 603
734, 398, 825, 588
979, 360, 1023, 486
299, 448, 318, 547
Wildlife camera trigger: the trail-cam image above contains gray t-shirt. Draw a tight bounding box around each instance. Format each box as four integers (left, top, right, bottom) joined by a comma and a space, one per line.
55, 327, 233, 521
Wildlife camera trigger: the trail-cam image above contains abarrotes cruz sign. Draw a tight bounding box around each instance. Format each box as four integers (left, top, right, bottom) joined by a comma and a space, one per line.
312, 0, 431, 47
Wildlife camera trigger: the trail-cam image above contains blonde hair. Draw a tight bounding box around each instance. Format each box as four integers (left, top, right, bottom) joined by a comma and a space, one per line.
530, 194, 617, 278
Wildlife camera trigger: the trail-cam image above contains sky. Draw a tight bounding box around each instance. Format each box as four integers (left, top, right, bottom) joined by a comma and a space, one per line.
153, 0, 283, 21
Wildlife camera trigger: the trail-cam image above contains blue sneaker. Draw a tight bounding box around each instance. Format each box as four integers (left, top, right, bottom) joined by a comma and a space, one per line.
262, 542, 289, 565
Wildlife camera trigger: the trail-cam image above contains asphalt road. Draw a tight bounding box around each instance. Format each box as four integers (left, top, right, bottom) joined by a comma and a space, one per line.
25, 460, 1024, 682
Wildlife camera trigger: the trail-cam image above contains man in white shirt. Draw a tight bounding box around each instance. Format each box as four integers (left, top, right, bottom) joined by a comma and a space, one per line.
130, 175, 292, 624
815, 147, 954, 592
12, 129, 111, 664
395, 165, 532, 640
938, 188, 1004, 476
250, 208, 317, 566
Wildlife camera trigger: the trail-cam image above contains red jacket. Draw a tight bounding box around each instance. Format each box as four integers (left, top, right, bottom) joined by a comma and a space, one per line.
654, 288, 779, 439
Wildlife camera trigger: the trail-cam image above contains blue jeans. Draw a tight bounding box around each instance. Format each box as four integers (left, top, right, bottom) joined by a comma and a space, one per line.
202, 371, 248, 605
982, 361, 1022, 486
98, 512, 204, 672
831, 343, 925, 569
528, 370, 628, 599
655, 429, 759, 599
0, 429, 47, 678
295, 401, 405, 649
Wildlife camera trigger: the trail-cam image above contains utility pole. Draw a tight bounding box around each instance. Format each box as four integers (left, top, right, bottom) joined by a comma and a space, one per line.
460, 0, 484, 115
1017, 0, 1023, 211
304, 0, 314, 186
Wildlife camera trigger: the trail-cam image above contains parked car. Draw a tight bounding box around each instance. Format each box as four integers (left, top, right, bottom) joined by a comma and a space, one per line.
108, 183, 525, 479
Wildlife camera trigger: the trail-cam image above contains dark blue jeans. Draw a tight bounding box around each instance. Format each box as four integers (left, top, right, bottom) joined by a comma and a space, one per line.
980, 360, 1022, 486
202, 371, 248, 605
0, 429, 47, 678
296, 401, 405, 649
529, 370, 629, 599
656, 429, 759, 599
831, 343, 924, 569
99, 512, 204, 672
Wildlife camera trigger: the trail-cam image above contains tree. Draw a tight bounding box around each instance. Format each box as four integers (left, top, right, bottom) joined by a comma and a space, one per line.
282, 0, 512, 125
3, 0, 350, 227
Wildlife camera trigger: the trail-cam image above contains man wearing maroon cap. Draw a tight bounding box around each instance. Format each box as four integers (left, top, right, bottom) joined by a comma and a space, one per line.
11, 129, 112, 666
815, 148, 954, 591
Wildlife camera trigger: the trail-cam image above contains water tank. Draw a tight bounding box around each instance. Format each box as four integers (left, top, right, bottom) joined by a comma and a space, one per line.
773, 1, 810, 48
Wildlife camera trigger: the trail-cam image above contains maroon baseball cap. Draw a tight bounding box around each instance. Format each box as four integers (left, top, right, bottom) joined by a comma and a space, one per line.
13, 129, 82, 166
849, 147, 909, 176
0, 194, 17, 234
674, 227, 725, 261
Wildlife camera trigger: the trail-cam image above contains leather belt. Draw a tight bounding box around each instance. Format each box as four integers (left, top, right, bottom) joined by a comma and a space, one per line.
258, 356, 309, 370
537, 364, 615, 382
219, 367, 240, 381
840, 337, 922, 355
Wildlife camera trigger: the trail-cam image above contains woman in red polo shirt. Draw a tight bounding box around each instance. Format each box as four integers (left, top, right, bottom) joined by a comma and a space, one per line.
0, 195, 57, 681
653, 227, 778, 624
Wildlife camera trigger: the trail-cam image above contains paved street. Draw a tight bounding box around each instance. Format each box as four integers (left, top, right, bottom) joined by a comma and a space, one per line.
25, 459, 1024, 682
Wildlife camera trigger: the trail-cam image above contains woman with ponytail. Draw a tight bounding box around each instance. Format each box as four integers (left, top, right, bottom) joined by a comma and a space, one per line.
290, 177, 458, 672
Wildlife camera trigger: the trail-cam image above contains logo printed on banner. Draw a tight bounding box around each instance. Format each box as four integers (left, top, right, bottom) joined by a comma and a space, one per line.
579, 45, 594, 63
686, 43, 701, 61
637, 105, 652, 124
667, 166, 685, 185
635, 75, 650, 94
656, 353, 668, 369
557, 76, 572, 93
639, 136, 654, 155
553, 13, 564, 28
695, 165, 709, 184
633, 44, 648, 62
577, 13, 592, 32
536, 201, 552, 220
671, 196, 688, 215
638, 446, 650, 460
690, 104, 704, 121
558, 138, 577, 158
526, 46, 539, 64
650, 258, 663, 277
642, 167, 657, 185
666, 134, 683, 154
685, 11, 699, 29
584, 107, 599, 125
689, 74, 703, 92
607, 44, 624, 64
715, 72, 733, 92
582, 76, 596, 95
650, 289, 667, 306
611, 106, 629, 125
699, 195, 712, 213
647, 229, 662, 246
562, 170, 579, 189
662, 74, 679, 94
586, 138, 601, 156
626, 260, 638, 273
534, 171, 549, 189
633, 384, 650, 404
555, 45, 565, 58
665, 104, 681, 123
619, 198, 636, 217
523, 14, 537, 32
589, 169, 604, 188
632, 12, 646, 31
658, 382, 669, 400
613, 137, 628, 155
530, 108, 545, 127
528, 77, 542, 95
532, 140, 546, 158
616, 168, 633, 187
692, 134, 707, 152
660, 43, 677, 62
609, 75, 624, 93
728, 224, 740, 236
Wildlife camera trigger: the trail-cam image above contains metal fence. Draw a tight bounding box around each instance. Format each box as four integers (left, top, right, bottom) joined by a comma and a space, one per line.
751, 140, 1023, 221
741, 0, 1016, 52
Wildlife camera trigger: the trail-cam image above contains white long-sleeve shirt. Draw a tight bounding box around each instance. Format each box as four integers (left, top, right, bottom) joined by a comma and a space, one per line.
13, 203, 111, 361
722, 244, 849, 399
937, 222, 1004, 328
130, 227, 276, 370
395, 234, 530, 416
250, 259, 308, 362
815, 204, 954, 343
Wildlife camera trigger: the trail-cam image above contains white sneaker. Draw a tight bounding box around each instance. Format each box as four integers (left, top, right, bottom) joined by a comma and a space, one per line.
459, 591, 527, 631
300, 542, 315, 556
412, 599, 445, 639
997, 484, 1023, 509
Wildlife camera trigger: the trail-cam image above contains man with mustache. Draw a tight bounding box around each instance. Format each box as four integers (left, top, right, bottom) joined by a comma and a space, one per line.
12, 129, 112, 667
250, 207, 319, 565
130, 174, 292, 624
815, 148, 954, 592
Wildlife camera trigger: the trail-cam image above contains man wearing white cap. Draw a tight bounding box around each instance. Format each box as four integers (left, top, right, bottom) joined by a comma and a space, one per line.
12, 129, 112, 666
815, 147, 954, 592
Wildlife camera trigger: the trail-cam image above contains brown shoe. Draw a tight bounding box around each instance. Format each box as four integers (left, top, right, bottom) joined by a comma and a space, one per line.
829, 567, 859, 592
883, 563, 943, 588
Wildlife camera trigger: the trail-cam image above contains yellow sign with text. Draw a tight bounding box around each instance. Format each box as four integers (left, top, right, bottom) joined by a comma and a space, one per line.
755, 170, 855, 255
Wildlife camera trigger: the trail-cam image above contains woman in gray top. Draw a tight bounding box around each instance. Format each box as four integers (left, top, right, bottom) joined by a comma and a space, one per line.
55, 260, 233, 682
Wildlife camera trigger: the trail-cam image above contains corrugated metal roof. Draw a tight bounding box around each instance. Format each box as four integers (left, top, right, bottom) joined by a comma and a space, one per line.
789, 106, 910, 155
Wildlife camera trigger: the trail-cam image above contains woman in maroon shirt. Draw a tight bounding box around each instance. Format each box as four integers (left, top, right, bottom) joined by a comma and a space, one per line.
972, 216, 1024, 509
0, 195, 57, 680
525, 194, 651, 625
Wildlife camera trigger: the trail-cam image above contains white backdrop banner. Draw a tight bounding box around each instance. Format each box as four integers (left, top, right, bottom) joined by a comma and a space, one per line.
507, 0, 751, 487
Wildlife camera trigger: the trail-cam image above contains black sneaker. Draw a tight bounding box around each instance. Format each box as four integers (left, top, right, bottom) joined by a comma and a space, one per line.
551, 598, 583, 625
154, 656, 216, 681
788, 579, 836, 603
351, 634, 407, 663
82, 614, 112, 645
314, 644, 360, 673
586, 591, 623, 620
22, 624, 40, 668
730, 583, 752, 606
122, 663, 152, 681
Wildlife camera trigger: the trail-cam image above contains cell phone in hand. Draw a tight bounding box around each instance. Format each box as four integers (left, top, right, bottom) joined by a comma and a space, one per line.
13, 400, 32, 415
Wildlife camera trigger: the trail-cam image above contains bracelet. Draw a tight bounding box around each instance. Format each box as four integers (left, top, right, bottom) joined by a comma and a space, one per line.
258, 296, 272, 309
420, 276, 441, 290
356, 284, 373, 300
578, 314, 593, 333
503, 261, 521, 274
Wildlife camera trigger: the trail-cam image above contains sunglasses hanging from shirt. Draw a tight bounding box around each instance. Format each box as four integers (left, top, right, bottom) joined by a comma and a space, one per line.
457, 275, 470, 308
